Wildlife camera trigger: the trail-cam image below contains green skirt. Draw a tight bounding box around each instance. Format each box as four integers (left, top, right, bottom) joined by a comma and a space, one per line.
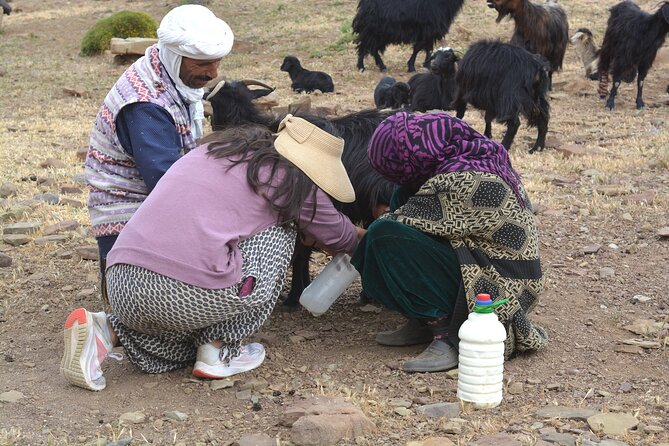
350, 218, 462, 320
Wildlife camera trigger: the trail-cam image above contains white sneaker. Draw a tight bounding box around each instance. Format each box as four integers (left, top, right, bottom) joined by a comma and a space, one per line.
193, 342, 265, 379
60, 308, 120, 391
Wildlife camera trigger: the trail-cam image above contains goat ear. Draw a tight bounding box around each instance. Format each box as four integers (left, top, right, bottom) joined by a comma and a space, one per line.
662, 4, 669, 23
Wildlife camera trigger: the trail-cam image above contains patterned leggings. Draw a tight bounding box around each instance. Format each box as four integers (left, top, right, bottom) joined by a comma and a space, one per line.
105, 225, 296, 374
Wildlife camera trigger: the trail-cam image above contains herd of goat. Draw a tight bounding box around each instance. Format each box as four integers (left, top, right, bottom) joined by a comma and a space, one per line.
204, 0, 669, 303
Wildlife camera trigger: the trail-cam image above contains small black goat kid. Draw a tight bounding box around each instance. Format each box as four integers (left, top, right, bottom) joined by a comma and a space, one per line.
353, 0, 465, 72
1, 0, 11, 15
408, 47, 459, 112
280, 55, 335, 94
453, 40, 551, 154
373, 76, 411, 109
570, 28, 600, 80
206, 80, 395, 307
487, 0, 569, 90
598, 1, 669, 110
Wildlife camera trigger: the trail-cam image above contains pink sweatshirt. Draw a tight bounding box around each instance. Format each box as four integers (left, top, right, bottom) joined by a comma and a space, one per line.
107, 145, 358, 289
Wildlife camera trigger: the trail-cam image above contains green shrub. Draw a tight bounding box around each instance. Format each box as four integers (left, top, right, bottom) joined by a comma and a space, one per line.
80, 10, 158, 57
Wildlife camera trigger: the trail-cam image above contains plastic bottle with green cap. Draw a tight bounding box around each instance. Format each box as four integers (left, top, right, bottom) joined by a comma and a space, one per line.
457, 293, 509, 409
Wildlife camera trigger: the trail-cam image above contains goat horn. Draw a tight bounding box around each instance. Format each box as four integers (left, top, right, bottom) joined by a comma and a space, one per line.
241, 79, 275, 90
205, 80, 226, 100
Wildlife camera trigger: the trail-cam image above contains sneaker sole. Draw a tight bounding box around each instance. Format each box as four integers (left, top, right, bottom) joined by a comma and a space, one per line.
60, 308, 104, 391
192, 350, 266, 379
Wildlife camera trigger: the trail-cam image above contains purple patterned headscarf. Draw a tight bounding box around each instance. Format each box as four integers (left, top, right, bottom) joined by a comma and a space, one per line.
368, 111, 528, 207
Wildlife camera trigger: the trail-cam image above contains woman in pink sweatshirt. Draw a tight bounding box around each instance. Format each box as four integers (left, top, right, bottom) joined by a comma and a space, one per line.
61, 115, 365, 391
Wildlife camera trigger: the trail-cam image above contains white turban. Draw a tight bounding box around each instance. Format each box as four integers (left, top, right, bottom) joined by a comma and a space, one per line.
157, 4, 234, 139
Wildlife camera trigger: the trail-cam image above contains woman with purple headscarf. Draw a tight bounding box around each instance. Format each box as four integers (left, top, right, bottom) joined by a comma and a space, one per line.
350, 111, 547, 373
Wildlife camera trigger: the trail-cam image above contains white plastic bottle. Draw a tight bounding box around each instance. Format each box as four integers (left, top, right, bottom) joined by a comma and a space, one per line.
457, 293, 508, 409
299, 253, 360, 316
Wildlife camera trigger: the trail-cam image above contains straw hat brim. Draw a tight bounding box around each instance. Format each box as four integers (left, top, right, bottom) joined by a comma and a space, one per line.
274, 115, 355, 203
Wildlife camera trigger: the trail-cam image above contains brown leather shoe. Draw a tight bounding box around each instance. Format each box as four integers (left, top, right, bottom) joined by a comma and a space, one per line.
375, 318, 432, 346
402, 340, 458, 373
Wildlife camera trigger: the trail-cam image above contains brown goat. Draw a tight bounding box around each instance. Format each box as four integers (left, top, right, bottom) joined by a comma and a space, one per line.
487, 0, 569, 89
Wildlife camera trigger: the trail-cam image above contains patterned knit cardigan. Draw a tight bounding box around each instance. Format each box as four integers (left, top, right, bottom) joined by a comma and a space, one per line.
382, 170, 548, 358
85, 45, 197, 239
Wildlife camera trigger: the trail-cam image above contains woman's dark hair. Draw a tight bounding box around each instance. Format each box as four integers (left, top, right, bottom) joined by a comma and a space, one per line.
201, 124, 319, 226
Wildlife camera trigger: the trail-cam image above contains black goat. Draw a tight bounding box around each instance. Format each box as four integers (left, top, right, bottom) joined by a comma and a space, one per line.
206, 79, 395, 307
453, 40, 551, 154
280, 55, 335, 94
487, 0, 569, 90
570, 28, 600, 80
408, 47, 459, 112
598, 1, 669, 110
373, 76, 411, 109
1, 0, 11, 15
352, 0, 465, 72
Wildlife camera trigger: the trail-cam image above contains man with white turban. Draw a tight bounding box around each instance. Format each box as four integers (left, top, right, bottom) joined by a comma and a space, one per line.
85, 4, 234, 302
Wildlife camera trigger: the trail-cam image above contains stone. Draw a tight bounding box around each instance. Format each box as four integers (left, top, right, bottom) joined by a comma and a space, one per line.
62, 88, 91, 98
582, 244, 601, 254
239, 377, 268, 391
60, 197, 85, 208
415, 402, 460, 419
34, 235, 68, 244
76, 147, 88, 162
33, 193, 60, 204
234, 433, 276, 446
3, 221, 41, 234
3, 234, 31, 246
420, 437, 456, 446
164, 410, 188, 422
0, 182, 18, 198
119, 411, 146, 424
535, 406, 598, 421
40, 157, 66, 169
75, 245, 99, 261
614, 345, 643, 354
621, 190, 656, 205
44, 220, 80, 235
624, 319, 666, 336
389, 399, 412, 408
658, 227, 669, 237
394, 407, 411, 417
508, 382, 524, 394
209, 379, 236, 390
0, 390, 25, 403
283, 397, 375, 445
60, 186, 83, 195
599, 267, 615, 278
632, 294, 652, 303
554, 144, 592, 157
587, 413, 638, 435
620, 338, 661, 349
0, 252, 11, 267
540, 432, 576, 446
110, 37, 158, 55
472, 433, 522, 445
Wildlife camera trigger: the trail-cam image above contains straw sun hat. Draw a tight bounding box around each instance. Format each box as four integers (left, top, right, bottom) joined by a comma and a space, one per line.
274, 114, 355, 203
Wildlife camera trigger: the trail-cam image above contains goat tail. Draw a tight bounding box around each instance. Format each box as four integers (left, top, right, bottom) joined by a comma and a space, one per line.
597, 69, 609, 98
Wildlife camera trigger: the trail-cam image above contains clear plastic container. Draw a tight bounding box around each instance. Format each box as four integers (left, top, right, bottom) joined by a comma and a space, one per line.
299, 253, 359, 316
457, 293, 508, 409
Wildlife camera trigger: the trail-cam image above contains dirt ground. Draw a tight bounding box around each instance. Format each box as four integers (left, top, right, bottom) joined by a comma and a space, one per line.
1, 0, 668, 445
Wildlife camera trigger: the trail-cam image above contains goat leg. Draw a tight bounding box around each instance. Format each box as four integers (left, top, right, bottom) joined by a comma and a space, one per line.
407, 46, 422, 72
357, 51, 366, 72
454, 100, 466, 120
529, 116, 548, 154
284, 241, 313, 308
605, 78, 621, 110
484, 111, 495, 139
501, 116, 521, 151
372, 50, 387, 72
421, 46, 433, 70
635, 66, 649, 110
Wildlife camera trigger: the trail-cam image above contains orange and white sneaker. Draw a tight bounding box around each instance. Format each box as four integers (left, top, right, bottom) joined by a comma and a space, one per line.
193, 343, 265, 379
60, 308, 118, 391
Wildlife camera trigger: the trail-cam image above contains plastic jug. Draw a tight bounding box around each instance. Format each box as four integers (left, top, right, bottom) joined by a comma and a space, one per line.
299, 253, 359, 316
457, 293, 508, 409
